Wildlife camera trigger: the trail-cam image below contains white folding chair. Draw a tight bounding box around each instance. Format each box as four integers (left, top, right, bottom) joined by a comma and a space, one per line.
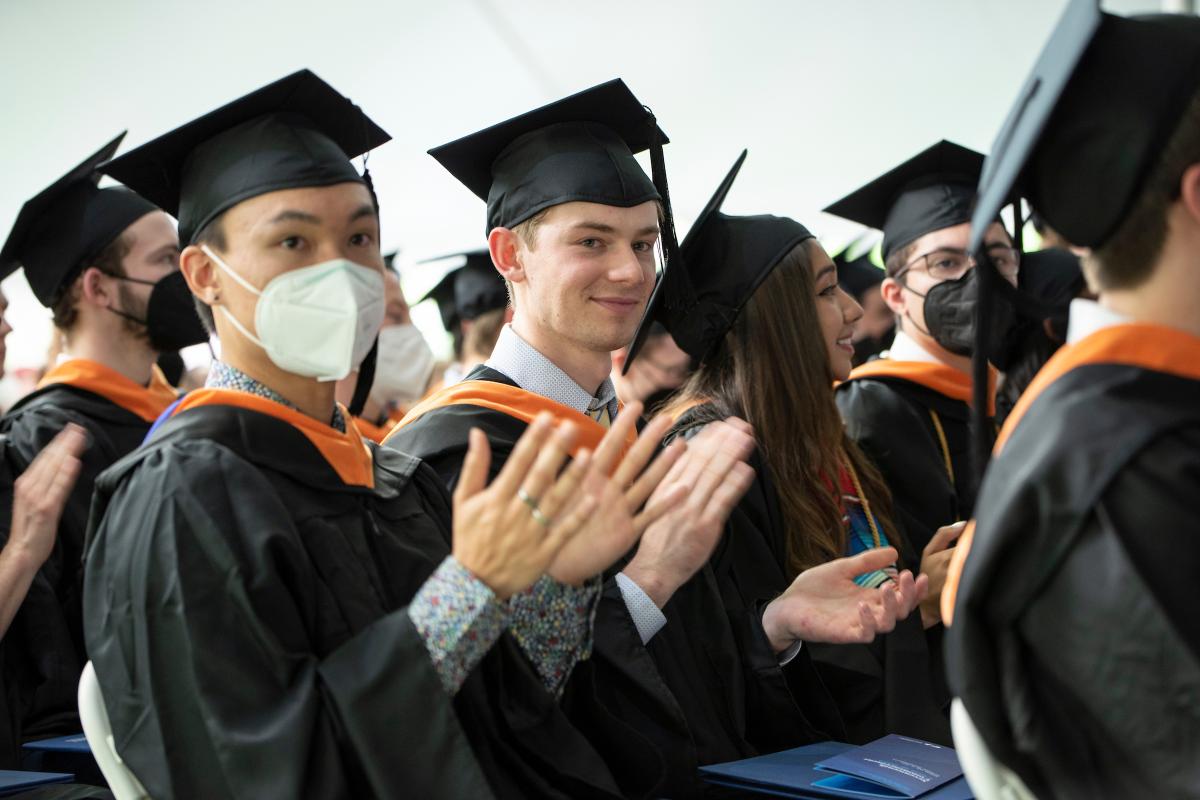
78, 661, 151, 800
950, 698, 1038, 800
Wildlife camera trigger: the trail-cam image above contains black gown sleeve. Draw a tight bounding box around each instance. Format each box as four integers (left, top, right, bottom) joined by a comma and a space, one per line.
0, 393, 147, 764
1010, 425, 1200, 799
84, 441, 493, 800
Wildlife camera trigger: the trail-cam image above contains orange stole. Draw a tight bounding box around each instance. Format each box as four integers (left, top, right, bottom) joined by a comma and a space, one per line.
38, 359, 177, 423
844, 358, 997, 416
352, 408, 406, 445
942, 322, 1200, 625
389, 379, 637, 458
170, 389, 374, 488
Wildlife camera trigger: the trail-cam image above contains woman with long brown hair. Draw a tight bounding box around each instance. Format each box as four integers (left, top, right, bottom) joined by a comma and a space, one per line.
628, 153, 955, 747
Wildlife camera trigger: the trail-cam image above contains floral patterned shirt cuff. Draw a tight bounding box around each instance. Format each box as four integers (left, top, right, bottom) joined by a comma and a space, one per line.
508, 574, 601, 696
409, 556, 508, 695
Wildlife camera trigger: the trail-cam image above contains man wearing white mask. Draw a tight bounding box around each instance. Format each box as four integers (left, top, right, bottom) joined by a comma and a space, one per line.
85, 70, 692, 799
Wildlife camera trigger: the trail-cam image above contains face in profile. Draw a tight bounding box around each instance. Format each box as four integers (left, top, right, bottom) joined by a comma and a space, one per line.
809, 242, 865, 382
109, 211, 180, 343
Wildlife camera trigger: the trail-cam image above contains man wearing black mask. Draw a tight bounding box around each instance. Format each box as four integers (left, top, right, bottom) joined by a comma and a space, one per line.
824, 141, 1018, 624
991, 247, 1087, 424
0, 133, 207, 763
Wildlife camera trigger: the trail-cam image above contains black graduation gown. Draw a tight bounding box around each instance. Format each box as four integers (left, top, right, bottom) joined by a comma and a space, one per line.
0, 379, 164, 767
83, 392, 645, 800
389, 367, 846, 798
671, 407, 950, 750
946, 328, 1200, 800
835, 361, 985, 554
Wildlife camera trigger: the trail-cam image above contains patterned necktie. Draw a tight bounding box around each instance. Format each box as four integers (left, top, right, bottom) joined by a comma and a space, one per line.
589, 400, 612, 429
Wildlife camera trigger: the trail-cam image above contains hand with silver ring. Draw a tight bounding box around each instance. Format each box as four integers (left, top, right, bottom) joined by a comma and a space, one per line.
518, 487, 551, 528
451, 413, 600, 599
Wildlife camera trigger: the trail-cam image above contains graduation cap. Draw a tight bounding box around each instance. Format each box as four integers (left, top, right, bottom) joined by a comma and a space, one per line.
969, 1, 1200, 253
963, 2, 1200, 476
824, 140, 987, 262
101, 69, 391, 246
625, 150, 815, 368
418, 249, 508, 333
0, 133, 158, 307
428, 79, 668, 235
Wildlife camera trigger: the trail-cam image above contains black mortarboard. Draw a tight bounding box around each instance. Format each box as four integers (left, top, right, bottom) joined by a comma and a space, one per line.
418, 249, 508, 333
824, 141, 987, 261
834, 249, 885, 299
626, 151, 815, 367
969, 1, 1200, 252
429, 79, 667, 235
963, 3, 1200, 479
101, 69, 391, 245
0, 133, 158, 307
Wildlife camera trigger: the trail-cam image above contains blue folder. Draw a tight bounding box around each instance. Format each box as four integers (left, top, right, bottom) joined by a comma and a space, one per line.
699, 739, 974, 799
21, 734, 91, 754
0, 770, 74, 796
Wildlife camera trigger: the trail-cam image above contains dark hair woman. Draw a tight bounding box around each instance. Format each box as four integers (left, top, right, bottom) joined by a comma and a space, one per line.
628, 153, 955, 747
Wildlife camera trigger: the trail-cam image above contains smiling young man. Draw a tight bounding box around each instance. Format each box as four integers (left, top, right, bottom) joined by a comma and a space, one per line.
0, 134, 206, 765
86, 70, 691, 800
388, 87, 924, 797
944, 6, 1200, 797
825, 141, 1018, 575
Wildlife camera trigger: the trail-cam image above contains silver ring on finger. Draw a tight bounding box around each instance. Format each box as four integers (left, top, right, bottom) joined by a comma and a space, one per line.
518, 487, 551, 528
518, 486, 540, 510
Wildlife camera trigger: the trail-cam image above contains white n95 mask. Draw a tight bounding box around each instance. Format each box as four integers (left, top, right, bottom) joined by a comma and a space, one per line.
203, 245, 385, 382
369, 323, 436, 410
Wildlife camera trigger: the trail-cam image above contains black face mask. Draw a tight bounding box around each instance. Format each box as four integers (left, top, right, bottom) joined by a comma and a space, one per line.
106, 270, 210, 352
911, 268, 1015, 360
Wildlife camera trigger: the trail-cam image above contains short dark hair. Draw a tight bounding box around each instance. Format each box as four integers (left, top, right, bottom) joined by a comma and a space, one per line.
1088, 88, 1200, 291
52, 232, 132, 331
190, 213, 227, 334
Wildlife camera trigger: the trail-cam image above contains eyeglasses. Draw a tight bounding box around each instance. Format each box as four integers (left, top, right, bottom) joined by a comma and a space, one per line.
895, 245, 1021, 283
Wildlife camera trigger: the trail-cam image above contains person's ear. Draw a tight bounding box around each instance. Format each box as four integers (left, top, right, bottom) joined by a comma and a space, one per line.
78, 267, 111, 307
1176, 162, 1200, 229
880, 276, 906, 316
180, 244, 219, 307
489, 227, 525, 285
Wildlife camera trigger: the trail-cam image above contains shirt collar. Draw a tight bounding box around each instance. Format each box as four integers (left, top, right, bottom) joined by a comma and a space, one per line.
486, 324, 618, 420
1066, 298, 1130, 344
883, 327, 942, 364
206, 361, 347, 432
